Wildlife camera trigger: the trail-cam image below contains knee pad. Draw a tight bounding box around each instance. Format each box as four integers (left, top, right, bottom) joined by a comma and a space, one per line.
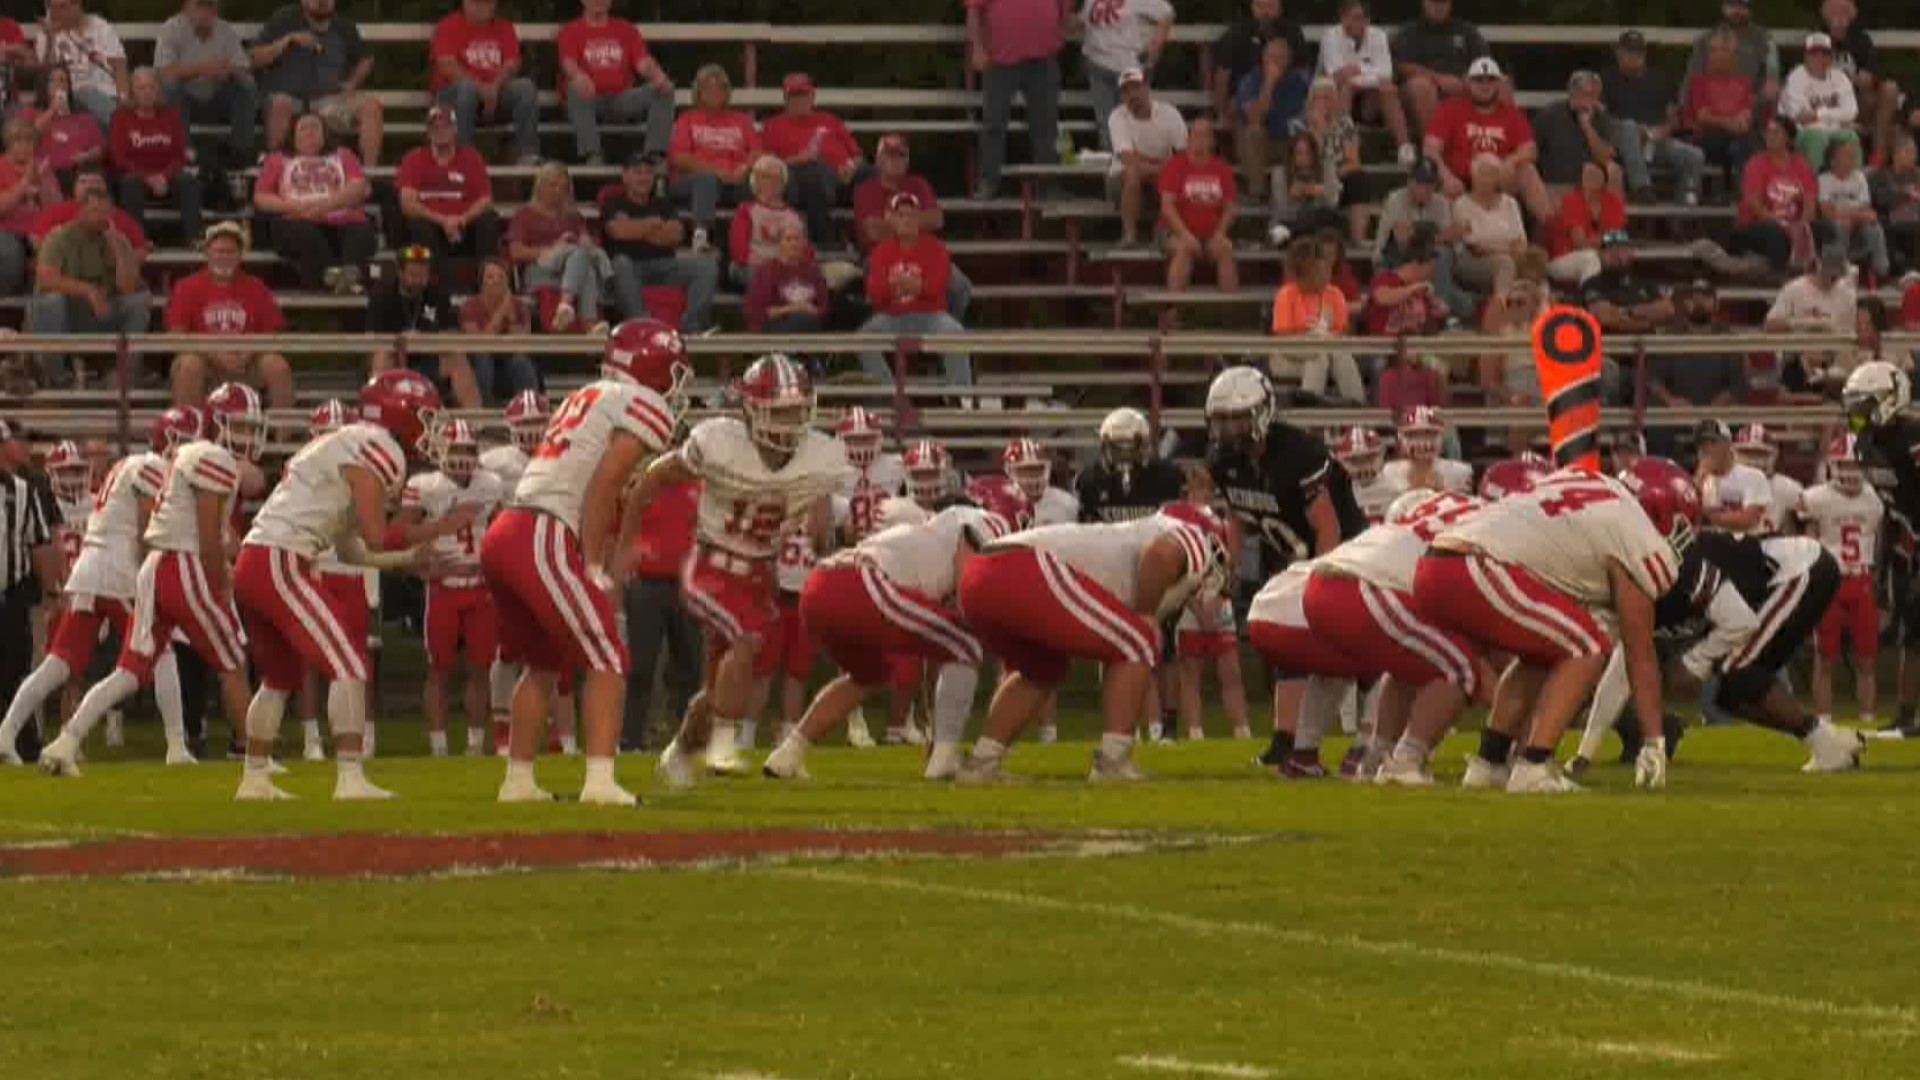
328, 680, 367, 737
245, 688, 289, 741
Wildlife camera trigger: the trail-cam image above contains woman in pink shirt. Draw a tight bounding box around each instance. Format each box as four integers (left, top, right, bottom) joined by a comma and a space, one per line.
667, 64, 758, 251
0, 118, 61, 294
1732, 114, 1818, 274
28, 67, 104, 188
745, 221, 830, 333
252, 113, 376, 294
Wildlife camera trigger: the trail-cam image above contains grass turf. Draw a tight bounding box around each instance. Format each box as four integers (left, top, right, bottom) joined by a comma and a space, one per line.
0, 727, 1916, 1080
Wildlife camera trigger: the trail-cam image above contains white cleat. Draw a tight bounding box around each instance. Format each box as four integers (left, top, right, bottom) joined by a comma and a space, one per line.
266, 758, 289, 777
302, 736, 326, 762
1506, 759, 1582, 794
333, 772, 398, 801
1460, 755, 1510, 790
761, 743, 810, 780
496, 772, 555, 803
103, 711, 124, 748
38, 736, 82, 778
578, 779, 640, 807
955, 754, 1009, 785
164, 746, 198, 766
900, 717, 928, 746
704, 746, 748, 777
1036, 724, 1058, 745
1087, 750, 1147, 783
0, 746, 22, 767
923, 741, 964, 781
847, 718, 876, 749
234, 772, 296, 801
656, 741, 699, 791
1373, 757, 1434, 787
1802, 722, 1867, 773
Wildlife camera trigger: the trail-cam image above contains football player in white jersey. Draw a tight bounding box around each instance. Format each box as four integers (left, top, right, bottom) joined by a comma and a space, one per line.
1004, 437, 1079, 525
1331, 426, 1395, 523
478, 389, 550, 753
294, 399, 367, 763
1170, 485, 1249, 742
956, 505, 1228, 781
1695, 420, 1772, 534
1412, 459, 1699, 793
1734, 423, 1803, 533
746, 509, 830, 754
835, 406, 906, 541
1381, 406, 1472, 497
630, 353, 850, 789
399, 418, 507, 758
487, 320, 683, 806
876, 439, 951, 530
45, 440, 92, 581
38, 389, 261, 778
0, 413, 195, 765
1802, 435, 1885, 728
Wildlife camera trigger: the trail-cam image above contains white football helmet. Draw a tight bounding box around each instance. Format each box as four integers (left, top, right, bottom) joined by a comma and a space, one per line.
434, 417, 479, 484
1099, 407, 1152, 469
1844, 360, 1910, 433
1204, 366, 1274, 453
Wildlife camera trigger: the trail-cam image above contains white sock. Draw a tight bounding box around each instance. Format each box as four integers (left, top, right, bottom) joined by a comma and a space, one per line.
337, 752, 365, 779
776, 721, 796, 743
428, 731, 448, 757
0, 655, 70, 746
302, 719, 322, 743
489, 661, 515, 717
62, 668, 138, 745
1296, 677, 1345, 752
467, 725, 485, 750
559, 734, 579, 755
971, 736, 1007, 761
505, 759, 536, 786
1391, 735, 1432, 765
933, 663, 978, 746
154, 651, 186, 751
708, 720, 738, 759
737, 719, 758, 748
1100, 732, 1134, 759
584, 756, 616, 786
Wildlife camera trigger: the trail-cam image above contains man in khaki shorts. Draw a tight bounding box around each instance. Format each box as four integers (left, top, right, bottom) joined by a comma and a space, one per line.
251, 0, 384, 164
1105, 69, 1188, 248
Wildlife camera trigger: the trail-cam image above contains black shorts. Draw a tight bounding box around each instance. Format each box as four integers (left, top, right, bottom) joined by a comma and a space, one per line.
1717, 553, 1840, 710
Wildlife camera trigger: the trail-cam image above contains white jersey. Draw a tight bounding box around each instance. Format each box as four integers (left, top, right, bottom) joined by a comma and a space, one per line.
1437, 469, 1678, 606
402, 468, 507, 585
876, 495, 933, 530
66, 452, 166, 599
1763, 535, 1825, 585
479, 444, 530, 491
992, 512, 1214, 619
1766, 472, 1804, 532
839, 453, 907, 541
1701, 463, 1773, 534
1798, 483, 1883, 576
683, 418, 850, 562
1352, 475, 1399, 523
1248, 564, 1311, 629
1382, 458, 1473, 498
514, 379, 674, 530
1031, 486, 1081, 527
145, 441, 243, 554
775, 527, 820, 593
244, 423, 408, 559
1314, 489, 1482, 594
1176, 585, 1234, 632
842, 504, 996, 600
54, 495, 90, 568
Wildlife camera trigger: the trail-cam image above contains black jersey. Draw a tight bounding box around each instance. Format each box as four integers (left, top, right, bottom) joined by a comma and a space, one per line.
1857, 418, 1920, 536
1653, 544, 1724, 639
1075, 459, 1186, 523
1208, 420, 1367, 565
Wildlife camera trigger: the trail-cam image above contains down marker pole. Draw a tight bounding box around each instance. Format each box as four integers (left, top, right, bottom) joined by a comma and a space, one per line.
1530, 305, 1604, 474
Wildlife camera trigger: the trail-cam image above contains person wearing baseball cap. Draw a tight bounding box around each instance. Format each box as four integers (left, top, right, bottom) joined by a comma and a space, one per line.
1107, 67, 1187, 247
166, 220, 294, 410
1694, 419, 1773, 534
394, 101, 504, 269
1422, 54, 1552, 221
1372, 156, 1471, 319
1582, 228, 1683, 336
1766, 247, 1857, 336
1782, 30, 1861, 168
762, 71, 866, 247
1390, 0, 1491, 131
851, 133, 973, 321
368, 243, 483, 409
1603, 29, 1707, 206
858, 189, 971, 393
604, 152, 718, 333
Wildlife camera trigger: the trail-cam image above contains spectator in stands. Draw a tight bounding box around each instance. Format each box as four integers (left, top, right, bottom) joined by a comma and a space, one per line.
1478, 251, 1551, 406
1731, 114, 1818, 274
1450, 153, 1525, 300
853, 134, 972, 321
108, 69, 200, 244
860, 192, 971, 389
1213, 0, 1308, 138
1684, 28, 1758, 181
1821, 138, 1888, 280
1425, 58, 1550, 222
1684, 0, 1780, 111
1783, 33, 1860, 171
605, 154, 719, 332
1392, 0, 1488, 135
1270, 236, 1360, 404
457, 258, 539, 403
27, 183, 148, 383
30, 67, 105, 187
28, 168, 147, 252
165, 222, 293, 409
762, 73, 865, 249
0, 120, 61, 295
31, 0, 127, 131
370, 245, 481, 408
1820, 0, 1896, 164
1107, 68, 1186, 248
1232, 38, 1310, 203
396, 104, 502, 271
1374, 159, 1472, 319
1072, 0, 1173, 152
253, 112, 375, 295
967, 0, 1067, 200
1161, 117, 1238, 293
668, 65, 758, 254
558, 0, 676, 165
1272, 132, 1339, 236
510, 162, 611, 334
1604, 30, 1706, 207
746, 221, 831, 334
430, 0, 540, 165
1649, 281, 1744, 409
1767, 247, 1857, 334
1871, 132, 1920, 273
1321, 0, 1414, 167
730, 155, 805, 289
1581, 231, 1678, 334
1545, 161, 1618, 287
1295, 77, 1365, 242
254, 0, 385, 166
1375, 336, 1447, 412
154, 0, 257, 174
1533, 71, 1621, 199
0, 17, 27, 119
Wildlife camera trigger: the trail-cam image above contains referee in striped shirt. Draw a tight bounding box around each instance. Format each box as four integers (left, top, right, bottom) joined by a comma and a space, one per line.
0, 419, 59, 763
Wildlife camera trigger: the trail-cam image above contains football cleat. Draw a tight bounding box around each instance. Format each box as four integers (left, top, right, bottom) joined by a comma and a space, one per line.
1802, 722, 1866, 773
1506, 760, 1582, 794
922, 742, 964, 781
37, 735, 82, 778
656, 741, 699, 791
334, 772, 398, 801
496, 773, 556, 803
1460, 755, 1510, 790
1373, 757, 1435, 787
579, 779, 640, 807
1088, 750, 1147, 783
235, 772, 296, 801
955, 754, 1009, 785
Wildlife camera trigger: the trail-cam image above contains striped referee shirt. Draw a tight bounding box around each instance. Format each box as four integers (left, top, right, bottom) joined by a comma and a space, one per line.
0, 470, 53, 593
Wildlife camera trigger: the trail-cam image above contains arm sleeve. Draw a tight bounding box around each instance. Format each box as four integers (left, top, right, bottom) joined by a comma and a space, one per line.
1577, 646, 1631, 759
1823, 78, 1859, 126
1778, 70, 1808, 118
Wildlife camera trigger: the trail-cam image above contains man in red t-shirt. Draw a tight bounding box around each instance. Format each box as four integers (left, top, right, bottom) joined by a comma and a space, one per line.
395, 105, 502, 266
1159, 117, 1239, 292
761, 72, 868, 247
620, 477, 702, 752
859, 192, 974, 391
852, 134, 971, 320
557, 0, 675, 163
165, 222, 292, 409
1422, 57, 1551, 220
430, 0, 539, 164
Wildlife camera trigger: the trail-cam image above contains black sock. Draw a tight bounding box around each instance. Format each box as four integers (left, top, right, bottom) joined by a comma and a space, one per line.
1259, 730, 1295, 765
1790, 715, 1817, 739
1162, 708, 1179, 739
1899, 704, 1916, 728
1521, 746, 1552, 764
1477, 730, 1515, 764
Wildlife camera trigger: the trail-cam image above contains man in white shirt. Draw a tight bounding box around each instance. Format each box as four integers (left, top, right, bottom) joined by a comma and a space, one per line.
1781, 32, 1859, 173
1073, 0, 1174, 152
1765, 249, 1857, 334
1320, 0, 1414, 165
1106, 68, 1188, 246
1694, 420, 1772, 534
33, 0, 129, 129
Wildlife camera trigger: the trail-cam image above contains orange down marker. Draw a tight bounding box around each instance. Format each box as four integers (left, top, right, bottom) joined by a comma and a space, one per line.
1530, 305, 1604, 474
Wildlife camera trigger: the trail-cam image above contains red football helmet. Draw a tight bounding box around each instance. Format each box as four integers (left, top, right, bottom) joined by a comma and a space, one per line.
359, 369, 443, 461
1828, 433, 1865, 495
1332, 426, 1386, 486
735, 353, 814, 455
503, 389, 550, 454
148, 406, 202, 457
45, 440, 89, 501
1620, 456, 1702, 554
204, 382, 266, 461
310, 398, 350, 438
1733, 423, 1777, 473
903, 439, 950, 504
1003, 437, 1051, 500
835, 406, 884, 467
1397, 406, 1444, 461
1158, 501, 1231, 589
1478, 455, 1550, 501
605, 318, 691, 404
435, 417, 479, 484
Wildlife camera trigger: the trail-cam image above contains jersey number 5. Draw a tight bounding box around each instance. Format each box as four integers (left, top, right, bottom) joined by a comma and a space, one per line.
535, 388, 604, 460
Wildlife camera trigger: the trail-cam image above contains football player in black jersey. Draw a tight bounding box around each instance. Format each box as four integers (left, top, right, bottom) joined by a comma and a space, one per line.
1076, 408, 1186, 523
1844, 360, 1920, 736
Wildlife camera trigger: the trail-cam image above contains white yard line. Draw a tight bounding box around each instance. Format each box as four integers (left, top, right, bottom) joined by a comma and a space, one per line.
1118, 1053, 1277, 1077
1587, 1040, 1723, 1064
772, 867, 1920, 1031
0, 819, 160, 842
710, 1072, 809, 1080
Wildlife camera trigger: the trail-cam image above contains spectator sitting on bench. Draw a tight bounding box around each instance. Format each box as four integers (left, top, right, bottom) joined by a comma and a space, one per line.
458, 257, 540, 404
669, 64, 758, 255
154, 0, 258, 176
746, 221, 831, 334
761, 72, 866, 250
1730, 114, 1817, 275
1582, 230, 1681, 334
32, 0, 127, 131
1162, 116, 1239, 294
1450, 153, 1527, 301
1605, 29, 1705, 206
1374, 158, 1473, 321
1684, 0, 1781, 119
396, 104, 503, 272
860, 192, 972, 392
604, 153, 719, 333
27, 168, 148, 253
430, 0, 540, 166
27, 68, 105, 191
509, 162, 611, 334
1425, 57, 1551, 223
1365, 225, 1449, 339
1232, 38, 1309, 203
1684, 27, 1759, 181
254, 0, 385, 165
1478, 253, 1551, 407
1870, 132, 1920, 274
1294, 76, 1366, 244
0, 120, 61, 295
1820, 137, 1888, 281
852, 134, 972, 321
1213, 0, 1308, 172
1820, 0, 1897, 165
252, 112, 375, 295
558, 0, 675, 166
1072, 0, 1174, 154
1320, 0, 1414, 167
1271, 131, 1338, 235
27, 181, 149, 387
1269, 235, 1360, 404
1532, 70, 1623, 203
165, 221, 293, 410
109, 68, 201, 245
1544, 160, 1618, 287
729, 155, 806, 290
1783, 33, 1859, 171
1392, 0, 1488, 135
370, 244, 481, 408
1106, 68, 1186, 248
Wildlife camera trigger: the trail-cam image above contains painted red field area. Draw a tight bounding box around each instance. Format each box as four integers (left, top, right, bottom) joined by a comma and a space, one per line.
0, 829, 1049, 880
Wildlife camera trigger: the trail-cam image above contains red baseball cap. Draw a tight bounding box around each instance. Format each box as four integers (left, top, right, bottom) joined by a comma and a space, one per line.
783, 72, 816, 96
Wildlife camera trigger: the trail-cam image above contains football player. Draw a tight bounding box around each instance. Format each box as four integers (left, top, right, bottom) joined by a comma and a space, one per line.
45, 440, 91, 582
1800, 435, 1885, 731
1076, 408, 1185, 523
479, 389, 552, 753
1844, 361, 1920, 737
294, 399, 364, 763
1734, 423, 1802, 533
832, 407, 909, 748
1477, 452, 1550, 502
1381, 406, 1472, 497
1002, 437, 1079, 525
1332, 426, 1395, 523
878, 439, 954, 529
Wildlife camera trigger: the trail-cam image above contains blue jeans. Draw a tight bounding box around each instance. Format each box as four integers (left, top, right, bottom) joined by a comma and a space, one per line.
977, 58, 1061, 195
438, 78, 539, 161
611, 252, 720, 332
70, 87, 118, 131
525, 250, 609, 323
1431, 247, 1476, 322
472, 353, 540, 404
168, 77, 258, 165
946, 265, 974, 321
0, 233, 26, 294
858, 311, 972, 385
667, 175, 747, 230
28, 291, 152, 382
1086, 62, 1122, 152
1612, 120, 1706, 200
787, 161, 842, 247
568, 85, 675, 160
117, 171, 203, 244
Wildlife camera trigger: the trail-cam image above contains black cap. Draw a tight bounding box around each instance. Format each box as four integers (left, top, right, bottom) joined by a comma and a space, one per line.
1618, 29, 1647, 51
1409, 158, 1439, 185
626, 150, 664, 170
1696, 419, 1732, 444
